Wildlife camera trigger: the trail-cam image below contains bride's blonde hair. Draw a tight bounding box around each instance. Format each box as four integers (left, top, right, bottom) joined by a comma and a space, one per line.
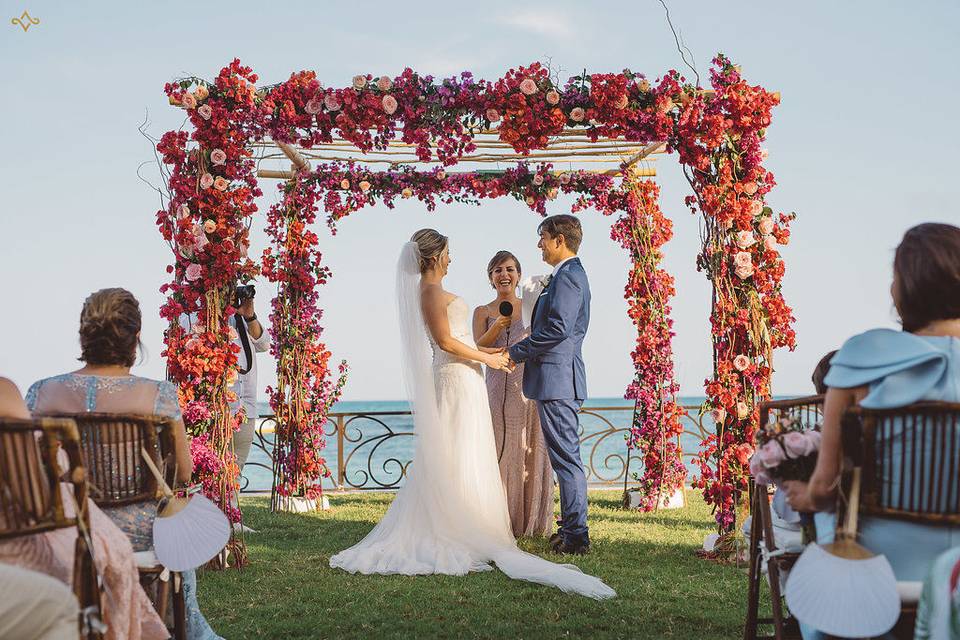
411, 228, 449, 274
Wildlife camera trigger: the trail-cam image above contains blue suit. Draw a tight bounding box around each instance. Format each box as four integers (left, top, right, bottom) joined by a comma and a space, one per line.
509, 257, 591, 545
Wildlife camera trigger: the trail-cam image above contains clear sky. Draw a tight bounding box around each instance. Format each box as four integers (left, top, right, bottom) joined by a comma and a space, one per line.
2, 0, 958, 401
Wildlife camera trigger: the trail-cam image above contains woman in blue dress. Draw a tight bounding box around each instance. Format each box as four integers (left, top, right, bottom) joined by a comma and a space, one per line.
782, 222, 960, 639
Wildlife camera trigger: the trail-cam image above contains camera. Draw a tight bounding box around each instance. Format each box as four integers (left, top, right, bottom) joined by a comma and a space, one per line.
235, 284, 256, 303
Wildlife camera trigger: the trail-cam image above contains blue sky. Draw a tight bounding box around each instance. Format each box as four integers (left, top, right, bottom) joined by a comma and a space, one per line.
1, 0, 958, 400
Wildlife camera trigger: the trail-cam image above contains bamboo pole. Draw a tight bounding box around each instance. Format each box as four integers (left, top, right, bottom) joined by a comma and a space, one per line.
621, 142, 666, 169
276, 141, 311, 173
256, 166, 656, 180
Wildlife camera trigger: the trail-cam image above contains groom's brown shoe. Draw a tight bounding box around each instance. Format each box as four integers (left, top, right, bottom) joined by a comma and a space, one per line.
552, 540, 590, 556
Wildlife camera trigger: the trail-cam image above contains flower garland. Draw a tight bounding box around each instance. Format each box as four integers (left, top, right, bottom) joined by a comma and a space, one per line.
609, 175, 686, 511
159, 55, 794, 535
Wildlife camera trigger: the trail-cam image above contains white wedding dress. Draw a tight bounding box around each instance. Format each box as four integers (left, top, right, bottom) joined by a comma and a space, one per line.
329, 242, 615, 599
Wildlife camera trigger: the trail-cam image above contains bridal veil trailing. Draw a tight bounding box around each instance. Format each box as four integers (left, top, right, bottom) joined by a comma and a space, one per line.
329, 241, 615, 599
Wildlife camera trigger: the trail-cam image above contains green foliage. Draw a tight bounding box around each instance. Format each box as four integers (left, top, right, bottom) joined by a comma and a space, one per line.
198, 491, 755, 639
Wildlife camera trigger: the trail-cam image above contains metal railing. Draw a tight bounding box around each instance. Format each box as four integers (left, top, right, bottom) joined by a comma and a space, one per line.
240, 404, 712, 494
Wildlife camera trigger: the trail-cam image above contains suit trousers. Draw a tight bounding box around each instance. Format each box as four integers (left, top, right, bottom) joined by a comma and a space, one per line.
536, 398, 589, 545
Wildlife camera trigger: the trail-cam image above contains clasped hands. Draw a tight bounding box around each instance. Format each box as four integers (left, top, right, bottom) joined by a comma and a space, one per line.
484, 347, 516, 373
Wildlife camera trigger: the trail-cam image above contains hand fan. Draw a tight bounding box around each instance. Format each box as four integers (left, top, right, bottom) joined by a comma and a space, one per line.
784, 468, 900, 638
140, 448, 231, 571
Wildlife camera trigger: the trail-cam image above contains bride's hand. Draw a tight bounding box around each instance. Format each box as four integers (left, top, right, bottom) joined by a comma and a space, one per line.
484, 350, 512, 372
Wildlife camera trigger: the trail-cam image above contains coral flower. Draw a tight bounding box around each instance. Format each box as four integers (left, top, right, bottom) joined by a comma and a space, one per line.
210, 149, 227, 165
735, 231, 756, 249
358, 180, 371, 192
200, 173, 214, 189
340, 179, 350, 190
570, 107, 585, 122
382, 95, 398, 115
181, 93, 197, 109
711, 407, 727, 425
736, 401, 750, 420
213, 176, 229, 191
194, 85, 209, 101
637, 78, 651, 92
546, 90, 560, 105
758, 216, 775, 235
486, 108, 501, 122
733, 355, 751, 372
401, 188, 413, 198
519, 78, 538, 95
203, 219, 216, 234
614, 94, 629, 110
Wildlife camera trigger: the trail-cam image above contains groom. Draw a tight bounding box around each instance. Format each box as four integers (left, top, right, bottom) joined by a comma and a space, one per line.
508, 214, 592, 555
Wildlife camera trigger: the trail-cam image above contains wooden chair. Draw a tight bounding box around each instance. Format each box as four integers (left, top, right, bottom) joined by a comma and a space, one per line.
67, 413, 187, 640
0, 416, 104, 639
744, 395, 825, 640
837, 401, 960, 639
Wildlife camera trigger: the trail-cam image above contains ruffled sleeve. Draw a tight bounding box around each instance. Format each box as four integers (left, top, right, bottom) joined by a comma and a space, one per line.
24, 380, 42, 413
824, 328, 950, 408
154, 380, 183, 420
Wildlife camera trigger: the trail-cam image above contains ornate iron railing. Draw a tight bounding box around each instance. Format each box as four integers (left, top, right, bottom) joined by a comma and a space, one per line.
240, 404, 713, 494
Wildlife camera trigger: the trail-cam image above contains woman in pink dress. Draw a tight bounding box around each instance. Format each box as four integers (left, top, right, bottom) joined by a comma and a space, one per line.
472, 251, 554, 538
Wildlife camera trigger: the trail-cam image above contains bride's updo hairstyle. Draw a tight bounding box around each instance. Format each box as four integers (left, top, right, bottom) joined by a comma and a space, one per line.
411, 228, 449, 274
892, 223, 960, 332
79, 288, 142, 367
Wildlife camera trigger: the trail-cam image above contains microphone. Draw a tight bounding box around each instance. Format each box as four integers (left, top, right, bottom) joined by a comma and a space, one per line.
498, 301, 514, 317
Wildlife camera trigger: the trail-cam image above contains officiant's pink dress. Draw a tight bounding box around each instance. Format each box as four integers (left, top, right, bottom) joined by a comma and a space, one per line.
483, 316, 554, 537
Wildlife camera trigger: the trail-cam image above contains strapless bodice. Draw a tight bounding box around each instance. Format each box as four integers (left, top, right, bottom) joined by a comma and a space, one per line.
430, 297, 479, 367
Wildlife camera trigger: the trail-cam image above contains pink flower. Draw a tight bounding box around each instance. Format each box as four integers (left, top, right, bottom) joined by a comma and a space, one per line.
177, 204, 190, 220
614, 94, 629, 110
181, 93, 197, 109
783, 431, 817, 458
736, 231, 757, 249
570, 107, 585, 122
758, 216, 775, 235
198, 104, 212, 120
200, 173, 214, 189
377, 75, 392, 91
305, 98, 323, 115
210, 149, 227, 165
749, 453, 772, 485
733, 251, 753, 268
711, 407, 727, 425
203, 219, 216, 234
185, 263, 202, 281
352, 75, 367, 90
436, 170, 446, 180
358, 180, 371, 192
193, 227, 209, 251
735, 263, 755, 279
486, 108, 501, 122
736, 401, 750, 419
747, 200, 764, 216
532, 174, 544, 186
546, 90, 560, 105
382, 95, 398, 115
194, 85, 209, 101
519, 78, 538, 95
758, 440, 786, 468
733, 354, 751, 371
340, 179, 350, 190
213, 176, 229, 191
742, 181, 758, 195
764, 235, 778, 251
559, 172, 571, 185
806, 430, 822, 450
324, 94, 341, 111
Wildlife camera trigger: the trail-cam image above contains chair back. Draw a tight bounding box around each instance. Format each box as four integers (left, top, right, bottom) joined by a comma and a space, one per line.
66, 413, 177, 508
757, 395, 826, 441
841, 402, 960, 525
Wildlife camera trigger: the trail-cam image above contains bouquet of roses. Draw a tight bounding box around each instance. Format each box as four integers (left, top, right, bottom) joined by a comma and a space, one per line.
749, 414, 822, 485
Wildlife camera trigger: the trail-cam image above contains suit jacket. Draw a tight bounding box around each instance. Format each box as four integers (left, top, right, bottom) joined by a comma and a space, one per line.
508, 257, 590, 400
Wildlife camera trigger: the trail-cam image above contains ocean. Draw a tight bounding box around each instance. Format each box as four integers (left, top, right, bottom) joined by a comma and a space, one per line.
242, 396, 712, 493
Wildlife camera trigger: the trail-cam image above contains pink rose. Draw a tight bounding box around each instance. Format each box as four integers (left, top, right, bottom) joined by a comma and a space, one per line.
783, 431, 816, 458
486, 108, 501, 122
177, 204, 190, 220
735, 263, 755, 279
519, 78, 538, 95
377, 75, 392, 91
324, 94, 341, 111
185, 263, 202, 282
758, 440, 786, 469
749, 453, 773, 485
742, 181, 758, 195
711, 407, 727, 425
570, 107, 585, 122
532, 174, 544, 186
637, 79, 651, 92
340, 179, 350, 190
358, 180, 371, 192
559, 172, 571, 185
198, 104, 212, 120
733, 354, 751, 371
758, 216, 774, 235
305, 98, 323, 115
764, 235, 778, 251
194, 85, 209, 101
210, 148, 227, 165
382, 95, 398, 115
181, 93, 197, 109
203, 219, 216, 234
747, 200, 764, 216
736, 401, 750, 419
436, 170, 446, 180
352, 75, 367, 90
192, 227, 209, 251
213, 176, 229, 191
401, 188, 413, 198
733, 251, 752, 268
546, 90, 560, 105
614, 94, 629, 110
806, 430, 822, 451
735, 231, 757, 249
200, 173, 214, 189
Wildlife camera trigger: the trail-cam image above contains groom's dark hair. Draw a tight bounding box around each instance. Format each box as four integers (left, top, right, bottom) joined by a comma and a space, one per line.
538, 214, 582, 253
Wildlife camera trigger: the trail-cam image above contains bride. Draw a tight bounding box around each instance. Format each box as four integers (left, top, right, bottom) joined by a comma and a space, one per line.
329, 229, 615, 599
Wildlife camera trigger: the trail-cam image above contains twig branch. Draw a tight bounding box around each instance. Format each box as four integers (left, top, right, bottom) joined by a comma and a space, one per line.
657, 0, 700, 87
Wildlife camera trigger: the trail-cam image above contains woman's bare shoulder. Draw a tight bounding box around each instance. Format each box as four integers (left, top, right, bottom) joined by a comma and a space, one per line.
421, 284, 456, 305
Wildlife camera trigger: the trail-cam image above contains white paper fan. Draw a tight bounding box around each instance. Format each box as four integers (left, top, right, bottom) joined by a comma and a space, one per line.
784, 468, 900, 637
141, 449, 231, 571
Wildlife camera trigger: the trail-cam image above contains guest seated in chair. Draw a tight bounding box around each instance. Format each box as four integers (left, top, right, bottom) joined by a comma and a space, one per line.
23, 288, 223, 640
0, 374, 167, 640
783, 223, 960, 639
0, 562, 80, 640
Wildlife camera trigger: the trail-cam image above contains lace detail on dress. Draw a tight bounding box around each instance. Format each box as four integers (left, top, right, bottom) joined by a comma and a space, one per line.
154, 381, 182, 420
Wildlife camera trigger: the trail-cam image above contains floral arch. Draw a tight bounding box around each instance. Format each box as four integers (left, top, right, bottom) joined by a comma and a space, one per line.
156, 56, 795, 555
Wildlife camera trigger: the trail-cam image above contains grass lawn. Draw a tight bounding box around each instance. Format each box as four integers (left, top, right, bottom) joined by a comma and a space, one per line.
198, 490, 754, 639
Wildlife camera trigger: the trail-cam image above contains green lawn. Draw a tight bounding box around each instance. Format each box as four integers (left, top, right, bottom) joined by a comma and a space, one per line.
198, 491, 754, 639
